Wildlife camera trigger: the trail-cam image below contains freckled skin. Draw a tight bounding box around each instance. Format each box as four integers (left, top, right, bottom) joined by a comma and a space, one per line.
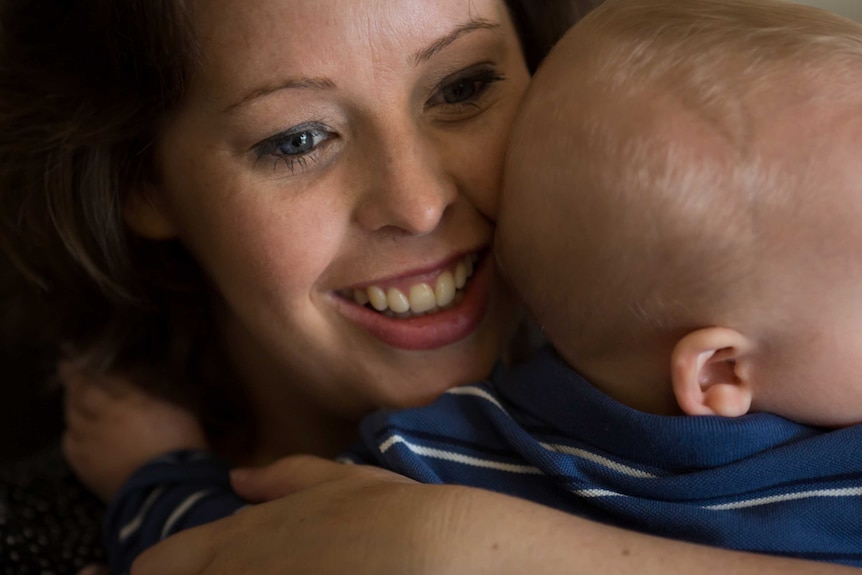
132, 0, 530, 457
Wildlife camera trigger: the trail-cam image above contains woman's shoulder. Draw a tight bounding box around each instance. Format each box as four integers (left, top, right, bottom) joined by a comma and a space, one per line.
1, 447, 106, 574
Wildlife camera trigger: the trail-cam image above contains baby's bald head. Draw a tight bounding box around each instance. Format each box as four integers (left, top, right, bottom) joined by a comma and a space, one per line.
496, 0, 862, 414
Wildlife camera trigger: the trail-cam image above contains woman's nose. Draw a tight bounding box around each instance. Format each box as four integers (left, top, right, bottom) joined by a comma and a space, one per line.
353, 131, 457, 236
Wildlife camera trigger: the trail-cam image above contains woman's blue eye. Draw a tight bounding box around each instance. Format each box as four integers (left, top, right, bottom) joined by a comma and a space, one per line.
278, 130, 317, 155
442, 78, 480, 104
253, 123, 334, 174
428, 65, 505, 113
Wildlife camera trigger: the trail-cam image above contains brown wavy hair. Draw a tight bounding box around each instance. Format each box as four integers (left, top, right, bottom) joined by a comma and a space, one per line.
0, 0, 599, 434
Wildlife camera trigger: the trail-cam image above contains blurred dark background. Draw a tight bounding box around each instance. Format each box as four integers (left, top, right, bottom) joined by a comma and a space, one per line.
0, 336, 63, 463
1, 254, 64, 464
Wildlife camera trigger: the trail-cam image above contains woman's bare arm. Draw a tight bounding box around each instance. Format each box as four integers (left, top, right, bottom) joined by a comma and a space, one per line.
129, 456, 855, 575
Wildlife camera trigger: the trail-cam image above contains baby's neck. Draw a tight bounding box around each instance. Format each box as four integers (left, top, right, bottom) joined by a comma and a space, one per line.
593, 375, 682, 415
559, 346, 683, 416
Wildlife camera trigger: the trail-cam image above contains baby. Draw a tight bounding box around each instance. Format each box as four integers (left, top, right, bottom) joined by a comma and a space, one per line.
62, 0, 862, 571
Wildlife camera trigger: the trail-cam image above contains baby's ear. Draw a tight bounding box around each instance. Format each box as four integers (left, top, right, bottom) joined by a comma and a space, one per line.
670, 327, 754, 417
124, 184, 177, 240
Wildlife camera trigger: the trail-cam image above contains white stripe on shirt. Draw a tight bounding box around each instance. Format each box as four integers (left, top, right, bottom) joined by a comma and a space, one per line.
448, 385, 658, 480
160, 489, 213, 540
119, 486, 166, 542
445, 385, 506, 410
704, 486, 862, 510
379, 434, 542, 474
539, 443, 659, 479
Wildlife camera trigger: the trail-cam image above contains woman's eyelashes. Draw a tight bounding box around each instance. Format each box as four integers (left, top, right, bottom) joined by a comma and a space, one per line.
426, 65, 506, 118
250, 65, 506, 176
252, 122, 336, 174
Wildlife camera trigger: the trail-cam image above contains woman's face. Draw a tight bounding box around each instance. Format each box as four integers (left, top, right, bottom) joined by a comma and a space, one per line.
136, 0, 529, 416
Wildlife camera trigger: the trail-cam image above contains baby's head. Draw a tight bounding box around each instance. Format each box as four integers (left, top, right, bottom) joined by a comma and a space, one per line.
497, 0, 862, 426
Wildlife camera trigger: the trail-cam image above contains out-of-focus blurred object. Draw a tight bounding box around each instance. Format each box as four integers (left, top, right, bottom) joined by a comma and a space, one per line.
0, 254, 63, 463
788, 0, 862, 22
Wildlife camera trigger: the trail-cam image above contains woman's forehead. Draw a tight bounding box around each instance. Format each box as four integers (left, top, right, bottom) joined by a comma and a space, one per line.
186, 0, 516, 110
191, 0, 512, 61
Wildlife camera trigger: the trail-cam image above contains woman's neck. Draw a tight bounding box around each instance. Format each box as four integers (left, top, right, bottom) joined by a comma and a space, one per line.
245, 390, 360, 466
218, 312, 360, 466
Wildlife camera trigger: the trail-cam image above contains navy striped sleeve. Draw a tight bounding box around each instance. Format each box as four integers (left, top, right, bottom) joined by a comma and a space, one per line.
104, 450, 247, 575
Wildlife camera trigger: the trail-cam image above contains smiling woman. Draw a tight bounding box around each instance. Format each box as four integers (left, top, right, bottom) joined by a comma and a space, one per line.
4, 1, 851, 574
0, 0, 577, 570
119, 0, 533, 452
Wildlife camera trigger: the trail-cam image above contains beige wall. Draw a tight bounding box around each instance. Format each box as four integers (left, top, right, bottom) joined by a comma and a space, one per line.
788, 0, 862, 22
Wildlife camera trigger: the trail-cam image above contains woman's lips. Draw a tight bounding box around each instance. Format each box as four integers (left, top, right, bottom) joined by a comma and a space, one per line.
332, 251, 493, 350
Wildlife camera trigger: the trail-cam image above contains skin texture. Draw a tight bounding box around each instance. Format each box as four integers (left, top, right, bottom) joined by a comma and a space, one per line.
62, 366, 207, 501
125, 456, 857, 575
496, 10, 862, 428
128, 0, 528, 461
61, 380, 859, 575
63, 1, 862, 574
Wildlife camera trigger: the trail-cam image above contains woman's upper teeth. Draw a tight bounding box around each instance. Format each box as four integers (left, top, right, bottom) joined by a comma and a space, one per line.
353, 253, 477, 315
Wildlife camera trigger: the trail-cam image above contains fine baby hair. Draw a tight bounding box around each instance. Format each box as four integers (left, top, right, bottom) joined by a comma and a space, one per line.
498, 0, 862, 425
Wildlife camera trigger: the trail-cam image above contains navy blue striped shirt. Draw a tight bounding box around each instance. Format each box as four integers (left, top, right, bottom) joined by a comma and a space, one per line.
352, 347, 862, 565
105, 347, 862, 572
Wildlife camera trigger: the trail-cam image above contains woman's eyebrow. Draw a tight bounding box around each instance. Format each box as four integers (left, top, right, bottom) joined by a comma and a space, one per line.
412, 18, 501, 66
222, 18, 501, 114
223, 77, 335, 114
